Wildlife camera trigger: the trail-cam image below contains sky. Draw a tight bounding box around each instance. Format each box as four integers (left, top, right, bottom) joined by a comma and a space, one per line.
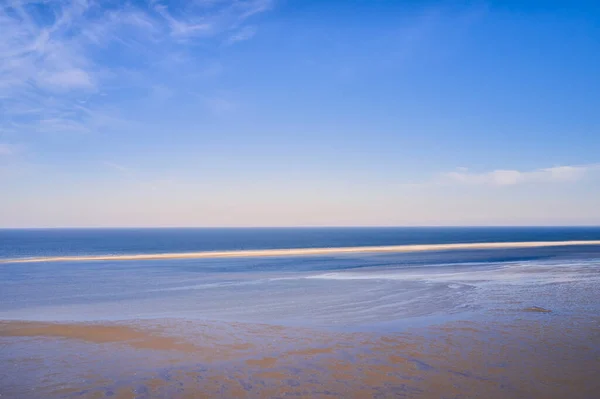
1, 0, 599, 227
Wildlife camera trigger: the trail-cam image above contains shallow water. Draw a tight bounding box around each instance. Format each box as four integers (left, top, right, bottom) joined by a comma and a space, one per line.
2, 228, 600, 398
1, 241, 600, 328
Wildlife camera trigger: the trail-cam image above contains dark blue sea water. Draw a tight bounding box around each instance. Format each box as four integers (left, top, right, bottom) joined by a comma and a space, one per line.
2, 227, 600, 259
1, 227, 600, 330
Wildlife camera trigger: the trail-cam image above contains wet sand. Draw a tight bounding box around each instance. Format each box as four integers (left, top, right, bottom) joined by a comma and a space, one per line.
2, 315, 599, 398
3, 239, 600, 264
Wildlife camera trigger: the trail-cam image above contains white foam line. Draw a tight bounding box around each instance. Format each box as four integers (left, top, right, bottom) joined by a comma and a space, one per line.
2, 240, 600, 264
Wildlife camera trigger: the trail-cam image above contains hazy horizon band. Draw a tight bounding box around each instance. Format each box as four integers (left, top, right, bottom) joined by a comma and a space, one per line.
3, 240, 600, 264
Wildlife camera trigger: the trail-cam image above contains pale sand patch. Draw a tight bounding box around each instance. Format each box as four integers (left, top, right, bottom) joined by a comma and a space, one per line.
3, 240, 600, 264
245, 356, 278, 368
0, 321, 257, 358
0, 321, 199, 351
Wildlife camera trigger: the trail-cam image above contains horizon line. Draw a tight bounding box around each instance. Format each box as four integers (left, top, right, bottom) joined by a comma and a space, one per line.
2, 225, 600, 230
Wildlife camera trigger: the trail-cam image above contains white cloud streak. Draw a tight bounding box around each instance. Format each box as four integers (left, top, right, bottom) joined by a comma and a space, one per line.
39, 68, 95, 90
152, 3, 212, 37
441, 164, 599, 186
225, 25, 257, 45
0, 0, 272, 135
0, 0, 94, 93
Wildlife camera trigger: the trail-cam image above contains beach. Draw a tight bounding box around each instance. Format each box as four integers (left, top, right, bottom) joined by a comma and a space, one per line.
2, 314, 599, 398
1, 228, 600, 398
3, 0, 599, 395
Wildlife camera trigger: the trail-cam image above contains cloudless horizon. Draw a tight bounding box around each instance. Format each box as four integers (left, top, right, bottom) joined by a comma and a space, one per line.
1, 0, 599, 227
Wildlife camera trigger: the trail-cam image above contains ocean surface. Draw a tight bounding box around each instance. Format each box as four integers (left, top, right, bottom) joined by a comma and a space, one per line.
2, 227, 600, 330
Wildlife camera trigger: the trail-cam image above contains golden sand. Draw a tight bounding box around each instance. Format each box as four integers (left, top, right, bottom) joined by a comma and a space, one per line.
2, 317, 599, 398
0, 321, 199, 351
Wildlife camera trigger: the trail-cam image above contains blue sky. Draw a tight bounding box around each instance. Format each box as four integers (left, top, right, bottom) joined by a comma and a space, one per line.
1, 0, 599, 227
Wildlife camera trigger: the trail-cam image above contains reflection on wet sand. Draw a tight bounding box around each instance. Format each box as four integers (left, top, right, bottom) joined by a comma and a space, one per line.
1, 316, 599, 398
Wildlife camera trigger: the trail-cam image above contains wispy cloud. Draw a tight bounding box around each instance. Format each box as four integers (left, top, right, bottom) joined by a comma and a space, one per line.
152, 2, 212, 38
236, 0, 274, 20
39, 68, 95, 90
440, 164, 599, 186
0, 0, 273, 136
225, 25, 257, 45
0, 0, 94, 93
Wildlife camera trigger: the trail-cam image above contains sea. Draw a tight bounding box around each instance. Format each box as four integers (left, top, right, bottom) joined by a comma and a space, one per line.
2, 227, 600, 331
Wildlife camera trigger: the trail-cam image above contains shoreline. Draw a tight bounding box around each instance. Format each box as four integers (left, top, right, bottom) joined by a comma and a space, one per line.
3, 239, 600, 264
